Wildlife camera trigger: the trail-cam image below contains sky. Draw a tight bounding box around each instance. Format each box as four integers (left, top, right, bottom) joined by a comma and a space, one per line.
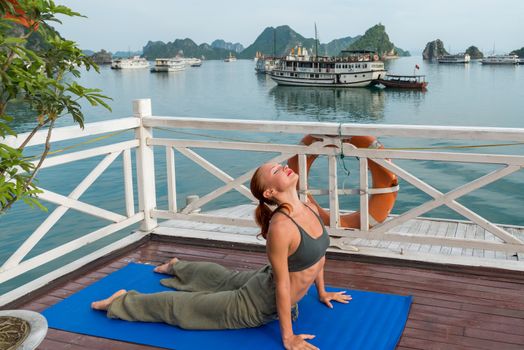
55, 0, 524, 55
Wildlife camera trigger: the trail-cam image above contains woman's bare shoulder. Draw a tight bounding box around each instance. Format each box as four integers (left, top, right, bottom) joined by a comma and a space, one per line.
267, 212, 294, 239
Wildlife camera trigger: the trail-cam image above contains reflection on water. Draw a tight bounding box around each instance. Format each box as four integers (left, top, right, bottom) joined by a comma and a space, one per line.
379, 88, 426, 108
269, 86, 386, 122
256, 72, 271, 85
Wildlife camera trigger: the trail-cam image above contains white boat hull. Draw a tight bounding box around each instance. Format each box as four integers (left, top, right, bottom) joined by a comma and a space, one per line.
151, 66, 185, 72
150, 58, 186, 72
481, 55, 519, 65
270, 70, 386, 87
111, 57, 149, 69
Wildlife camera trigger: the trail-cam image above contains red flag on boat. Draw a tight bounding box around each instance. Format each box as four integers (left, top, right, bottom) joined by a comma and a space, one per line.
415, 64, 420, 69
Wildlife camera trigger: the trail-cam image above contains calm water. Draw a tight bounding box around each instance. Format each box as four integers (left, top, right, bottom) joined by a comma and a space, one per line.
1, 57, 524, 292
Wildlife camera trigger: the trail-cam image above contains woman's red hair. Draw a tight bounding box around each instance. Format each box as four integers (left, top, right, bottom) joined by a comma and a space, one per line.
250, 166, 292, 239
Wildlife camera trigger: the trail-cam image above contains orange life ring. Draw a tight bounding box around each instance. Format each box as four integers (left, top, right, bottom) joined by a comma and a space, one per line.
373, 54, 379, 61
288, 134, 398, 229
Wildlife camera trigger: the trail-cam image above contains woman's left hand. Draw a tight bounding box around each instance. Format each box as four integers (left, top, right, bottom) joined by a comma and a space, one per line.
319, 291, 352, 308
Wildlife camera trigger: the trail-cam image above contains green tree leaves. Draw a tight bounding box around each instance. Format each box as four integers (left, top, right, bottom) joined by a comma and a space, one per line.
0, 0, 111, 213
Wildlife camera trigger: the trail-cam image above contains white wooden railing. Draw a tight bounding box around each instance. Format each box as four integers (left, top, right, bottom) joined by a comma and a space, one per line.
1, 98, 524, 305
145, 107, 524, 257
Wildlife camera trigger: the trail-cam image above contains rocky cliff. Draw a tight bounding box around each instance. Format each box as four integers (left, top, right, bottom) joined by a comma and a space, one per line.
465, 46, 484, 59
346, 24, 409, 58
211, 39, 244, 53
510, 47, 524, 57
143, 38, 235, 60
422, 39, 448, 60
91, 49, 112, 64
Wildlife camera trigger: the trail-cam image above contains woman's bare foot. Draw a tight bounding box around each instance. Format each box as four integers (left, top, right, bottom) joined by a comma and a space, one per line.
91, 289, 126, 310
154, 257, 179, 274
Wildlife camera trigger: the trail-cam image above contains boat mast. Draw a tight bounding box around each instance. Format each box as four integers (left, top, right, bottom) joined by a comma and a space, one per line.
314, 22, 319, 59
273, 28, 276, 58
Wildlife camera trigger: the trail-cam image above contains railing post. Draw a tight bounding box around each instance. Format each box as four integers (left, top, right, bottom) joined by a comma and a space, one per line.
134, 99, 157, 231
359, 157, 369, 230
328, 155, 339, 228
298, 154, 308, 202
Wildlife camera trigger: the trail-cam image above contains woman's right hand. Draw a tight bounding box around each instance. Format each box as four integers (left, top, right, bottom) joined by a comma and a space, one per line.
283, 334, 318, 350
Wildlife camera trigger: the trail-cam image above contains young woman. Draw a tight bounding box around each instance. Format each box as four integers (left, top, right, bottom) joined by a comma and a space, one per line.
92, 162, 351, 350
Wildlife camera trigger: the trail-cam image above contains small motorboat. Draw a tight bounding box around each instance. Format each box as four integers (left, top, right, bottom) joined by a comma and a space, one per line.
373, 74, 428, 90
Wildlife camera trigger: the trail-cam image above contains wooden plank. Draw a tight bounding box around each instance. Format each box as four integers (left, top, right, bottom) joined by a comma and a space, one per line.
473, 225, 485, 258
462, 223, 476, 256
401, 327, 524, 350
5, 117, 139, 148
451, 223, 468, 256
38, 189, 126, 223
143, 116, 524, 142
123, 148, 136, 217
175, 146, 253, 201
134, 99, 157, 231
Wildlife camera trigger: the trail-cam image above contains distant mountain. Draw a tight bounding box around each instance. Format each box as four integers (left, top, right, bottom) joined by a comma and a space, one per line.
346, 24, 409, 58
394, 47, 411, 57
140, 24, 408, 61
143, 38, 236, 60
322, 36, 361, 56
82, 49, 95, 56
511, 47, 524, 58
422, 39, 448, 60
466, 46, 484, 59
238, 25, 361, 59
239, 25, 313, 59
211, 39, 244, 53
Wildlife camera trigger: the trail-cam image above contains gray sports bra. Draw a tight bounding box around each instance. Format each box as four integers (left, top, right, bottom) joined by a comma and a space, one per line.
278, 205, 330, 272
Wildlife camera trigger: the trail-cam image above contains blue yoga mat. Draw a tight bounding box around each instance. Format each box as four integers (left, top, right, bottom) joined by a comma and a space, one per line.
43, 263, 412, 350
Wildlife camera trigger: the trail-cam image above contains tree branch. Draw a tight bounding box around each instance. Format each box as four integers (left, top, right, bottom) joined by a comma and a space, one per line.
2, 119, 55, 211
17, 117, 51, 150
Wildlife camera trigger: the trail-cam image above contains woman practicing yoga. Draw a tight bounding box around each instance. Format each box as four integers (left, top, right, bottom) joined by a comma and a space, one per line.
92, 162, 351, 350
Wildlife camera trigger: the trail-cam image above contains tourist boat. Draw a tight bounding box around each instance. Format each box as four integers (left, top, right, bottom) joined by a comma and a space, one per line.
150, 58, 186, 72
437, 53, 471, 64
269, 49, 387, 87
110, 56, 149, 69
224, 53, 237, 62
373, 74, 428, 90
189, 58, 202, 67
481, 54, 519, 65
179, 57, 202, 67
255, 56, 278, 74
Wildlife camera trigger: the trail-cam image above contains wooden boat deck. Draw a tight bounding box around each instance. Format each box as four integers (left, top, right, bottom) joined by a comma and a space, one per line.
6, 204, 523, 350
156, 204, 524, 270
12, 237, 524, 350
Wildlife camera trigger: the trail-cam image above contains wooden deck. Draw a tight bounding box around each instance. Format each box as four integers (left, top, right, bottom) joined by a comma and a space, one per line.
10, 235, 524, 350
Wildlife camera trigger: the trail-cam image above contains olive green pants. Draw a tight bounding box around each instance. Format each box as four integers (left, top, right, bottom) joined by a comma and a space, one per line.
106, 261, 277, 330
